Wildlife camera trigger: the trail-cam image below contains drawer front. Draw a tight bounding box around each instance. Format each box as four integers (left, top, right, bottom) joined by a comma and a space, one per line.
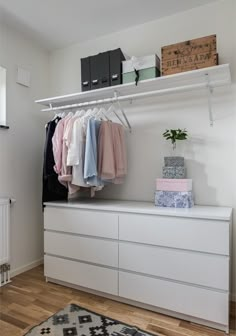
45, 231, 118, 267
44, 207, 118, 239
45, 255, 118, 295
119, 271, 228, 325
119, 242, 229, 290
119, 214, 229, 255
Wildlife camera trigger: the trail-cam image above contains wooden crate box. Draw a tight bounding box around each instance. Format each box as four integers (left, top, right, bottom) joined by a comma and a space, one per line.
161, 35, 218, 76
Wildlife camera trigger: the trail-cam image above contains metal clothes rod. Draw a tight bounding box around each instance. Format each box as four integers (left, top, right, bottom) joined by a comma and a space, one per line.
42, 97, 121, 112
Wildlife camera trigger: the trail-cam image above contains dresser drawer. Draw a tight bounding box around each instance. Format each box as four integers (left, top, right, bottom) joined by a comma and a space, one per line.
45, 255, 118, 295
119, 214, 229, 255
119, 242, 229, 290
45, 231, 118, 267
44, 207, 118, 239
119, 271, 228, 325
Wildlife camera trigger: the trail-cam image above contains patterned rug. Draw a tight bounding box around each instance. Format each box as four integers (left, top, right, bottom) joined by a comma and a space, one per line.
24, 303, 157, 336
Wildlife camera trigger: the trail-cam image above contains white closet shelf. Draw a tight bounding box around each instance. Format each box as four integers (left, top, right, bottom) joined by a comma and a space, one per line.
36, 64, 231, 108
36, 64, 231, 126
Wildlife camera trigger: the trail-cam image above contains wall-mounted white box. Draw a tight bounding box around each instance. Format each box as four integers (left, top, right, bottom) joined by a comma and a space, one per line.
16, 67, 30, 87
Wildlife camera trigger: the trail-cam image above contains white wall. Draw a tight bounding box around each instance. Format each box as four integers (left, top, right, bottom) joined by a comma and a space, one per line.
0, 20, 49, 275
49, 0, 236, 299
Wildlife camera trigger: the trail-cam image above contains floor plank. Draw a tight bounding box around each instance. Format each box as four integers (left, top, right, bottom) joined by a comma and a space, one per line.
0, 319, 22, 336
0, 312, 29, 330
0, 265, 235, 336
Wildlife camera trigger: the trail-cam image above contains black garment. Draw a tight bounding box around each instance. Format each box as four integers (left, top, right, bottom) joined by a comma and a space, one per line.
42, 118, 67, 203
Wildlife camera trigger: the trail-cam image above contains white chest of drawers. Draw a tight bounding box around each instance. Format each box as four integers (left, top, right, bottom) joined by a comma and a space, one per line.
44, 200, 232, 333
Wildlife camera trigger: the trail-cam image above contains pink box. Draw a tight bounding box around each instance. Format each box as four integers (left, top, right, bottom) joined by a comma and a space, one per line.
156, 179, 192, 192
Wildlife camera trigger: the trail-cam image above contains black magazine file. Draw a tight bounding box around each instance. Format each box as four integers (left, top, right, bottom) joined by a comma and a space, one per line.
81, 56, 91, 91
109, 48, 125, 86
90, 54, 101, 90
98, 51, 110, 88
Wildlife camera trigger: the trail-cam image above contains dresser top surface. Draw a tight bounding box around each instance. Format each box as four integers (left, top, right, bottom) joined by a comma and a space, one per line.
44, 199, 232, 221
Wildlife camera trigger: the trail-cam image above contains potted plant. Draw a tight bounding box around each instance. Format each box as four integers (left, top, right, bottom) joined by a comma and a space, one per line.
163, 128, 188, 168
163, 128, 188, 151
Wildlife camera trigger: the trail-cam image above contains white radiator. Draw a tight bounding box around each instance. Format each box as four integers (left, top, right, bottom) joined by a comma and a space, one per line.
0, 198, 11, 286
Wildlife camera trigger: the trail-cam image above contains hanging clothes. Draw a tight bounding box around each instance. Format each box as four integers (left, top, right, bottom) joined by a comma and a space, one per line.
65, 115, 80, 154
52, 117, 65, 176
112, 122, 127, 182
60, 113, 80, 194
44, 106, 128, 200
98, 121, 127, 183
58, 113, 73, 185
67, 117, 88, 188
42, 118, 67, 203
84, 117, 104, 188
51, 112, 78, 194
98, 121, 115, 180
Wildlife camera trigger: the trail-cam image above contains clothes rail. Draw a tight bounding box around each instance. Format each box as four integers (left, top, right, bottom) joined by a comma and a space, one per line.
37, 64, 231, 127
42, 82, 214, 126
43, 91, 132, 131
41, 81, 213, 112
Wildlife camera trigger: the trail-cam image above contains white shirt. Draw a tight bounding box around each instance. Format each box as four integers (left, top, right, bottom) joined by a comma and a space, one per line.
67, 118, 87, 187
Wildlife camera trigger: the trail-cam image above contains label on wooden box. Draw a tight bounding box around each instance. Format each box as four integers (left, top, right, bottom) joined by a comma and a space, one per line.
161, 35, 218, 76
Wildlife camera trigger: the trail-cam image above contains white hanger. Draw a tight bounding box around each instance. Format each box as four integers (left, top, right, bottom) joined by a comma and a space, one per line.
92, 107, 99, 116
75, 109, 85, 117
92, 106, 108, 120
66, 111, 74, 118
51, 111, 59, 121
115, 99, 132, 132
84, 108, 93, 117
106, 103, 127, 129
98, 106, 110, 121
59, 111, 66, 118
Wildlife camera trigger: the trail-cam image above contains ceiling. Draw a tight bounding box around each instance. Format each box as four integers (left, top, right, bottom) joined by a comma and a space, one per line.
0, 0, 218, 51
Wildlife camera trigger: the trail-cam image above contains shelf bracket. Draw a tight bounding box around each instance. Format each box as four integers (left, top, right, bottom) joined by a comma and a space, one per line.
205, 74, 214, 127
48, 103, 53, 112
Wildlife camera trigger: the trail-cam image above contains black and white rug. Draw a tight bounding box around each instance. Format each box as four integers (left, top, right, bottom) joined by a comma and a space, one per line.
24, 303, 157, 336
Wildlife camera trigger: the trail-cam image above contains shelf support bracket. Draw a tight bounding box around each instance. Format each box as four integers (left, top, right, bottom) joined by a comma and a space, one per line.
205, 74, 214, 127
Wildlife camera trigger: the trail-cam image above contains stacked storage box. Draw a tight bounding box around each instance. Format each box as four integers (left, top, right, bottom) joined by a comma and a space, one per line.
155, 156, 194, 208
122, 55, 161, 84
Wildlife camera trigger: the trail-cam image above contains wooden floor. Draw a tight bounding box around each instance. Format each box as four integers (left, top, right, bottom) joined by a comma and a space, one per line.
0, 266, 235, 336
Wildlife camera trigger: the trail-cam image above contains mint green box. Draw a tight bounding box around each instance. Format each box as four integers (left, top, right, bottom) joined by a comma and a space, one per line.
123, 67, 160, 84
122, 54, 161, 84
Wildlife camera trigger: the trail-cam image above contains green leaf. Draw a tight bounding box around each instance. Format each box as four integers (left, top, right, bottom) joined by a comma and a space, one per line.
163, 128, 188, 147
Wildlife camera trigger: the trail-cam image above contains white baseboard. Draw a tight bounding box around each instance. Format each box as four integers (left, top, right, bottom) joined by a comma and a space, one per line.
10, 259, 43, 278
